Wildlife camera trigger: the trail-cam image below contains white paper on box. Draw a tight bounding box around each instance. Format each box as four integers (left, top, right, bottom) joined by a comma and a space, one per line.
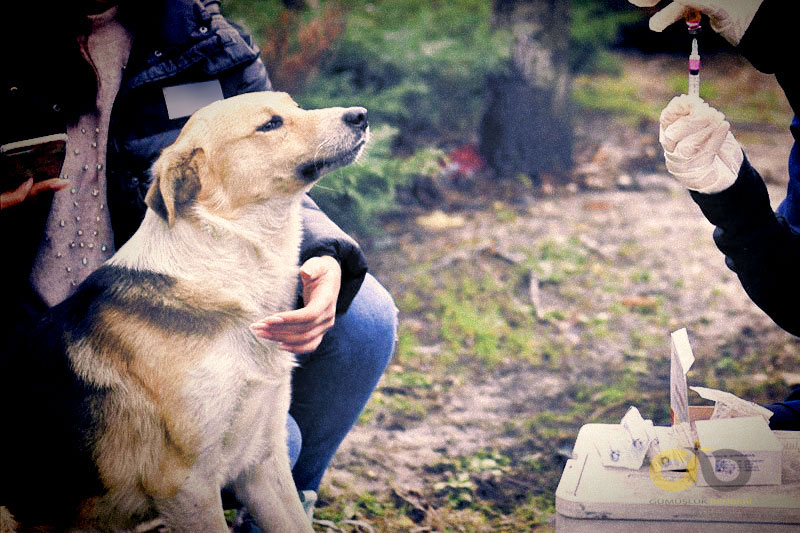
594, 426, 643, 469
654, 422, 697, 471
621, 406, 656, 455
690, 386, 774, 421
670, 328, 695, 426
668, 328, 696, 461
595, 406, 655, 469
694, 416, 782, 487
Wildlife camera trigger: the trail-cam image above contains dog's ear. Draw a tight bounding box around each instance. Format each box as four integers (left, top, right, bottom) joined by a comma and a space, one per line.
146, 146, 205, 226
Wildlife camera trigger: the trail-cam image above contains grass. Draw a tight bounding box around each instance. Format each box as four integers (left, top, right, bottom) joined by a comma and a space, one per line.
573, 73, 661, 124
333, 226, 663, 527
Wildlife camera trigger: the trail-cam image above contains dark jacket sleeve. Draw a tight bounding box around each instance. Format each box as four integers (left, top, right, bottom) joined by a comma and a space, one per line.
690, 157, 800, 336
737, 0, 800, 117
685, 0, 800, 336
299, 196, 368, 314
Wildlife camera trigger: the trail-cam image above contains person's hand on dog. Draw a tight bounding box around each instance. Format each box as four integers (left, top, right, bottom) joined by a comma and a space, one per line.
0, 177, 70, 210
250, 255, 341, 354
659, 94, 743, 193
627, 0, 762, 46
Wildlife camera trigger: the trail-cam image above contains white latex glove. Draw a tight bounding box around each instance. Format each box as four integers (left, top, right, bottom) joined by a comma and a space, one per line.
659, 94, 744, 194
628, 0, 763, 45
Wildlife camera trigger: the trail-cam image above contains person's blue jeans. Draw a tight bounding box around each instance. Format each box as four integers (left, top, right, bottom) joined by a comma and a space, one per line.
286, 273, 397, 490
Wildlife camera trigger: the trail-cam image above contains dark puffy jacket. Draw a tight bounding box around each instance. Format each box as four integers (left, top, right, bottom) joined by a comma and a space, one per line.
689, 0, 800, 337
2, 0, 367, 346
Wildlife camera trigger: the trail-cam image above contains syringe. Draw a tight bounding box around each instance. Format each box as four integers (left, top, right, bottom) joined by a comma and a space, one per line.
688, 38, 700, 97
685, 8, 701, 98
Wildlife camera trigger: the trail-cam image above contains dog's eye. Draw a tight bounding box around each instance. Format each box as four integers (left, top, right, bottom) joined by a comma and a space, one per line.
258, 116, 283, 132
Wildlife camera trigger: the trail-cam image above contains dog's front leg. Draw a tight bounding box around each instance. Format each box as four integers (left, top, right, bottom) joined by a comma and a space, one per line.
232, 456, 313, 533
153, 475, 229, 533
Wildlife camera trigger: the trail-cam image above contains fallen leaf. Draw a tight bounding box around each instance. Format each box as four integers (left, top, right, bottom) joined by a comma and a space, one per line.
622, 295, 659, 312
416, 210, 466, 230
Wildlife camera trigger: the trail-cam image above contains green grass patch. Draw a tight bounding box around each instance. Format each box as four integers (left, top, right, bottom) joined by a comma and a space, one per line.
667, 73, 720, 101
573, 74, 662, 124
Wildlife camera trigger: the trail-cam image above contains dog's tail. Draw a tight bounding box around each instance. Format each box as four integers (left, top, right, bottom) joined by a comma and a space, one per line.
0, 506, 18, 533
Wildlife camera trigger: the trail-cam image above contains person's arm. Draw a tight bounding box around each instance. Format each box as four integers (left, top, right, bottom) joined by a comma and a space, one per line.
298, 196, 368, 314
659, 95, 800, 335
249, 199, 369, 352
690, 158, 800, 336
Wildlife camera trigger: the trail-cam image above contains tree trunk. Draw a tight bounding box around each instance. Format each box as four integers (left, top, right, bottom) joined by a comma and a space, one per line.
479, 0, 573, 183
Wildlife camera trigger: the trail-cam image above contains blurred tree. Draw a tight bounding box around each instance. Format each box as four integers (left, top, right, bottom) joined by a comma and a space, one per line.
479, 0, 573, 183
262, 3, 346, 92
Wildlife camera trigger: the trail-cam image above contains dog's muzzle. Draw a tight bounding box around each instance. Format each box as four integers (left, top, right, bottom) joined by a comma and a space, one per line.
298, 108, 369, 182
298, 140, 366, 182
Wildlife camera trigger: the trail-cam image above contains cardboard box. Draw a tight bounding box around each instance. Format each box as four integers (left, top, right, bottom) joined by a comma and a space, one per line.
688, 405, 714, 421
556, 423, 800, 532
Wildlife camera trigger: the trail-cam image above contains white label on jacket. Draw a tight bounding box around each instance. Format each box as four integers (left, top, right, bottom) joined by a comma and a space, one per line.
163, 80, 224, 120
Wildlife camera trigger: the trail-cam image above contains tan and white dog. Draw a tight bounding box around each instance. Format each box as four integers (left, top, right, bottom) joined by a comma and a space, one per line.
0, 91, 368, 532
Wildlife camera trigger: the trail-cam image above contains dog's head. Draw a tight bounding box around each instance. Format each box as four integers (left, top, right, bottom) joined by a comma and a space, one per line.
146, 91, 369, 225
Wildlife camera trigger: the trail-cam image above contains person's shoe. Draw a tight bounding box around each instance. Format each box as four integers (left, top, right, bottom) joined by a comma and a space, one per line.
231, 507, 260, 533
299, 489, 317, 521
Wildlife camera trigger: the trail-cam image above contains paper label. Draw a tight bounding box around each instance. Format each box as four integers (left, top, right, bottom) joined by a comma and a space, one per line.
653, 423, 696, 471
163, 80, 224, 120
596, 407, 655, 470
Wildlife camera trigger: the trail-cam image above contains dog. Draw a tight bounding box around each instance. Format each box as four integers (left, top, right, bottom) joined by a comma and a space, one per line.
0, 91, 369, 532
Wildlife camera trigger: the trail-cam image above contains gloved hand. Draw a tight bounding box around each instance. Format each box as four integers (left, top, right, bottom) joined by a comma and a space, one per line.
628, 0, 763, 45
659, 94, 744, 194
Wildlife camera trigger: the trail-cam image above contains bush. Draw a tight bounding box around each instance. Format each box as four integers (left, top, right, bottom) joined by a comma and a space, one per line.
299, 0, 511, 146
298, 0, 511, 233
571, 0, 644, 74
308, 125, 445, 235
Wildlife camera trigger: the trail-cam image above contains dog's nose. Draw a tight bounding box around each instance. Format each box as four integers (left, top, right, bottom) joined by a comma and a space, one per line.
343, 107, 368, 131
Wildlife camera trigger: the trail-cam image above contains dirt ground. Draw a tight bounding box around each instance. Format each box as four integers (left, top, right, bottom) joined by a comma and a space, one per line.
310, 53, 799, 532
